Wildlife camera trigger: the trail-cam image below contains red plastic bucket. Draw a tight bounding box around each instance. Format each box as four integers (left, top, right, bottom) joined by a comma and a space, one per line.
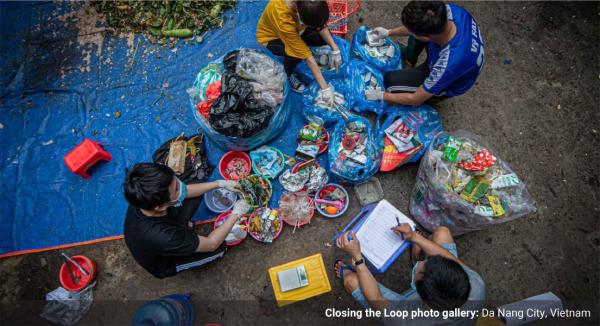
59, 255, 97, 291
219, 151, 251, 181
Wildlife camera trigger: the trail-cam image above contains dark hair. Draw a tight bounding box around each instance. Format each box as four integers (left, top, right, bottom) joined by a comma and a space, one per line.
297, 0, 329, 29
415, 255, 471, 311
123, 163, 174, 210
401, 1, 447, 36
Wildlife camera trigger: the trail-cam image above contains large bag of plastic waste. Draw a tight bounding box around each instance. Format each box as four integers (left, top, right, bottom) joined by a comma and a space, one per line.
409, 130, 537, 235
328, 113, 382, 184
351, 26, 401, 72
348, 60, 386, 114
302, 79, 354, 125
296, 36, 350, 81
376, 105, 443, 172
189, 48, 291, 151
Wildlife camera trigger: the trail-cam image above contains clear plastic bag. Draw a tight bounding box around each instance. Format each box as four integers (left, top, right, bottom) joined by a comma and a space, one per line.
351, 26, 402, 72
302, 79, 354, 125
328, 114, 382, 184
409, 130, 537, 235
296, 35, 351, 81
347, 60, 386, 115
189, 48, 292, 151
235, 48, 286, 94
376, 104, 444, 168
40, 283, 95, 326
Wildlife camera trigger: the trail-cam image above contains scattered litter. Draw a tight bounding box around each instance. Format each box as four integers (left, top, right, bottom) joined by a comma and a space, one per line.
503, 58, 512, 64
42, 140, 55, 146
114, 111, 121, 118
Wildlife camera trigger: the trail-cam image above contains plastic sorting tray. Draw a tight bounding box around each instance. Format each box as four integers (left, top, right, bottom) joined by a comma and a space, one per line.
354, 177, 384, 206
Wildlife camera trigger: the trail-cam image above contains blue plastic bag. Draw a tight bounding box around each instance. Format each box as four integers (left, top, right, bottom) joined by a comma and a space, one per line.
328, 114, 381, 184
348, 60, 386, 115
296, 36, 350, 82
351, 26, 402, 72
189, 48, 292, 151
302, 78, 354, 126
376, 105, 444, 165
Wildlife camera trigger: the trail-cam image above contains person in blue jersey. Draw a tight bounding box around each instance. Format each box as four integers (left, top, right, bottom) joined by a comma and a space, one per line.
365, 1, 484, 106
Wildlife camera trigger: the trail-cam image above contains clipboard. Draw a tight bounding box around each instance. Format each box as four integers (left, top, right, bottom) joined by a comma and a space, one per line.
332, 201, 413, 274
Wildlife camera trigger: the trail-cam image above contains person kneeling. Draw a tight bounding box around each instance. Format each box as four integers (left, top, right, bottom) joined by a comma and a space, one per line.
122, 163, 249, 279
365, 1, 484, 106
335, 225, 485, 325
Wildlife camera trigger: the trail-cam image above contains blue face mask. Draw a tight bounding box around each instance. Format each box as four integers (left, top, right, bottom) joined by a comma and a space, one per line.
173, 178, 187, 207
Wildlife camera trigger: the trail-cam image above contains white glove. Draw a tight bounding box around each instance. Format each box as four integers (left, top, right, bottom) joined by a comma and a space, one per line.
319, 85, 335, 106
231, 200, 250, 216
217, 180, 241, 193
372, 27, 390, 40
329, 49, 342, 71
365, 89, 384, 101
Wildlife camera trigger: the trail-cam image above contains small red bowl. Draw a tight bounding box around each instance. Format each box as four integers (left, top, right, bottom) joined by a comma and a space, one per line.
213, 211, 249, 247
279, 193, 315, 227
298, 125, 330, 155
219, 151, 251, 181
59, 255, 97, 292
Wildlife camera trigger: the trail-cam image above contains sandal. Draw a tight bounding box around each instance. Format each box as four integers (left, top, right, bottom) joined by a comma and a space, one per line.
334, 260, 355, 284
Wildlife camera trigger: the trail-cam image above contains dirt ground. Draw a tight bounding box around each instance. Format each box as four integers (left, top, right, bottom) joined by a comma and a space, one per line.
1, 1, 599, 325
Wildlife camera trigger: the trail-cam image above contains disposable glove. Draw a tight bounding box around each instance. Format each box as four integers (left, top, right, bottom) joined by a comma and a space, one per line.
329, 50, 342, 71
319, 86, 336, 106
372, 27, 390, 40
365, 89, 384, 101
217, 180, 242, 193
231, 200, 250, 216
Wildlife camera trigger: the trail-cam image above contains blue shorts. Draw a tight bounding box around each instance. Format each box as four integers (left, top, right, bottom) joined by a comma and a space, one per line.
351, 243, 458, 308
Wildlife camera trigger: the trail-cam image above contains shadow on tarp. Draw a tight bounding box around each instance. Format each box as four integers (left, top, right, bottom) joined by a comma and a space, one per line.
0, 0, 325, 257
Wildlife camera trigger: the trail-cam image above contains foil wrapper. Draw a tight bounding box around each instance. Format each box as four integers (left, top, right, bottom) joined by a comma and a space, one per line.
279, 169, 309, 192
306, 166, 329, 193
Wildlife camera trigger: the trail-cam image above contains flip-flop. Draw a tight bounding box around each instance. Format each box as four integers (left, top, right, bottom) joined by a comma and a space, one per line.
334, 260, 355, 284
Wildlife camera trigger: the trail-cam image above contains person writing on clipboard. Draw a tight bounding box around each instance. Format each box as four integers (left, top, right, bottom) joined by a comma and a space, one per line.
335, 225, 485, 325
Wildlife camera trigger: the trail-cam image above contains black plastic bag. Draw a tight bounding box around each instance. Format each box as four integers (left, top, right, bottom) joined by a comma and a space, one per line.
152, 133, 213, 184
209, 69, 274, 138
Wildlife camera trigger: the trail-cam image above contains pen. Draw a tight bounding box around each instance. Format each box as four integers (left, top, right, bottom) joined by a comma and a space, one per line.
395, 216, 404, 240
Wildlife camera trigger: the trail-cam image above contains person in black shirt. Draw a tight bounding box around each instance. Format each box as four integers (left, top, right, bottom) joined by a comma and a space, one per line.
122, 163, 249, 279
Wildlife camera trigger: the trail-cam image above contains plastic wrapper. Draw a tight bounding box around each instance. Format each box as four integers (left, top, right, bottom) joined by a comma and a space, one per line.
348, 60, 386, 115
296, 36, 350, 81
40, 283, 95, 326
328, 115, 382, 184
409, 131, 537, 235
248, 207, 281, 243
376, 105, 443, 171
278, 164, 328, 193
240, 175, 272, 207
189, 48, 292, 151
249, 146, 284, 178
351, 26, 401, 72
279, 169, 310, 192
278, 192, 313, 226
302, 79, 354, 125
153, 133, 213, 184
188, 64, 222, 102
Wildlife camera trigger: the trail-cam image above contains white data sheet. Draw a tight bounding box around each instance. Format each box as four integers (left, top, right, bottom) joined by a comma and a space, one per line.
355, 200, 415, 269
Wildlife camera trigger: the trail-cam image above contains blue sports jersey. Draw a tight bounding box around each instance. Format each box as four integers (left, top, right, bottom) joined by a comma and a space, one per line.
423, 4, 484, 97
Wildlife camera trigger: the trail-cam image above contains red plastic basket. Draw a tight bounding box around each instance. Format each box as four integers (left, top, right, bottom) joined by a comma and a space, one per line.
327, 0, 361, 37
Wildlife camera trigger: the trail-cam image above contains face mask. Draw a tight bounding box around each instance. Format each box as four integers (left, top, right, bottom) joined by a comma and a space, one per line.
173, 178, 187, 207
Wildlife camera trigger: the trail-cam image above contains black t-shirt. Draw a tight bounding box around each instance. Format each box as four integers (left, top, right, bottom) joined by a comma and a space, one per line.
123, 204, 199, 278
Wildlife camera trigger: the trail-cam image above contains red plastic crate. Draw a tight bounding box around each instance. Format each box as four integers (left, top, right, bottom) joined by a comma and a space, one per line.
327, 0, 361, 38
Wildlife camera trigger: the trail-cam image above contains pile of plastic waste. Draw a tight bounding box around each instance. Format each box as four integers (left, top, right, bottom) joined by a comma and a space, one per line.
240, 175, 272, 207
295, 117, 327, 160
279, 163, 328, 193
278, 192, 313, 226
208, 49, 285, 138
250, 146, 284, 178
351, 26, 401, 72
410, 131, 537, 235
248, 207, 281, 243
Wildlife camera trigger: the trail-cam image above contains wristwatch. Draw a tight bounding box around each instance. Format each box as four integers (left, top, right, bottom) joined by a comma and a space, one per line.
352, 257, 365, 267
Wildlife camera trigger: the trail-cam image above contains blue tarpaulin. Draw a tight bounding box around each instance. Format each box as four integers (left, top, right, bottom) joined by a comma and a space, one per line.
0, 1, 328, 256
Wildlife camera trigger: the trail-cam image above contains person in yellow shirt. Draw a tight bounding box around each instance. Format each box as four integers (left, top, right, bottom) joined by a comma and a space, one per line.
257, 0, 341, 103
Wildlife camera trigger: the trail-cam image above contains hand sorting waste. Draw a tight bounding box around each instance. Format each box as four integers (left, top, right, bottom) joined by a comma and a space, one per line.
410, 131, 536, 235
209, 49, 286, 138
318, 85, 338, 107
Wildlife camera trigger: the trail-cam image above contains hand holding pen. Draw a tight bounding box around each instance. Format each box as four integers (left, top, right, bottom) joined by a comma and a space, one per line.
391, 222, 415, 241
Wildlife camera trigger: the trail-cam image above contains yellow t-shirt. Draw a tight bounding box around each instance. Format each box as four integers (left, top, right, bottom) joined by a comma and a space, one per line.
256, 0, 312, 59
